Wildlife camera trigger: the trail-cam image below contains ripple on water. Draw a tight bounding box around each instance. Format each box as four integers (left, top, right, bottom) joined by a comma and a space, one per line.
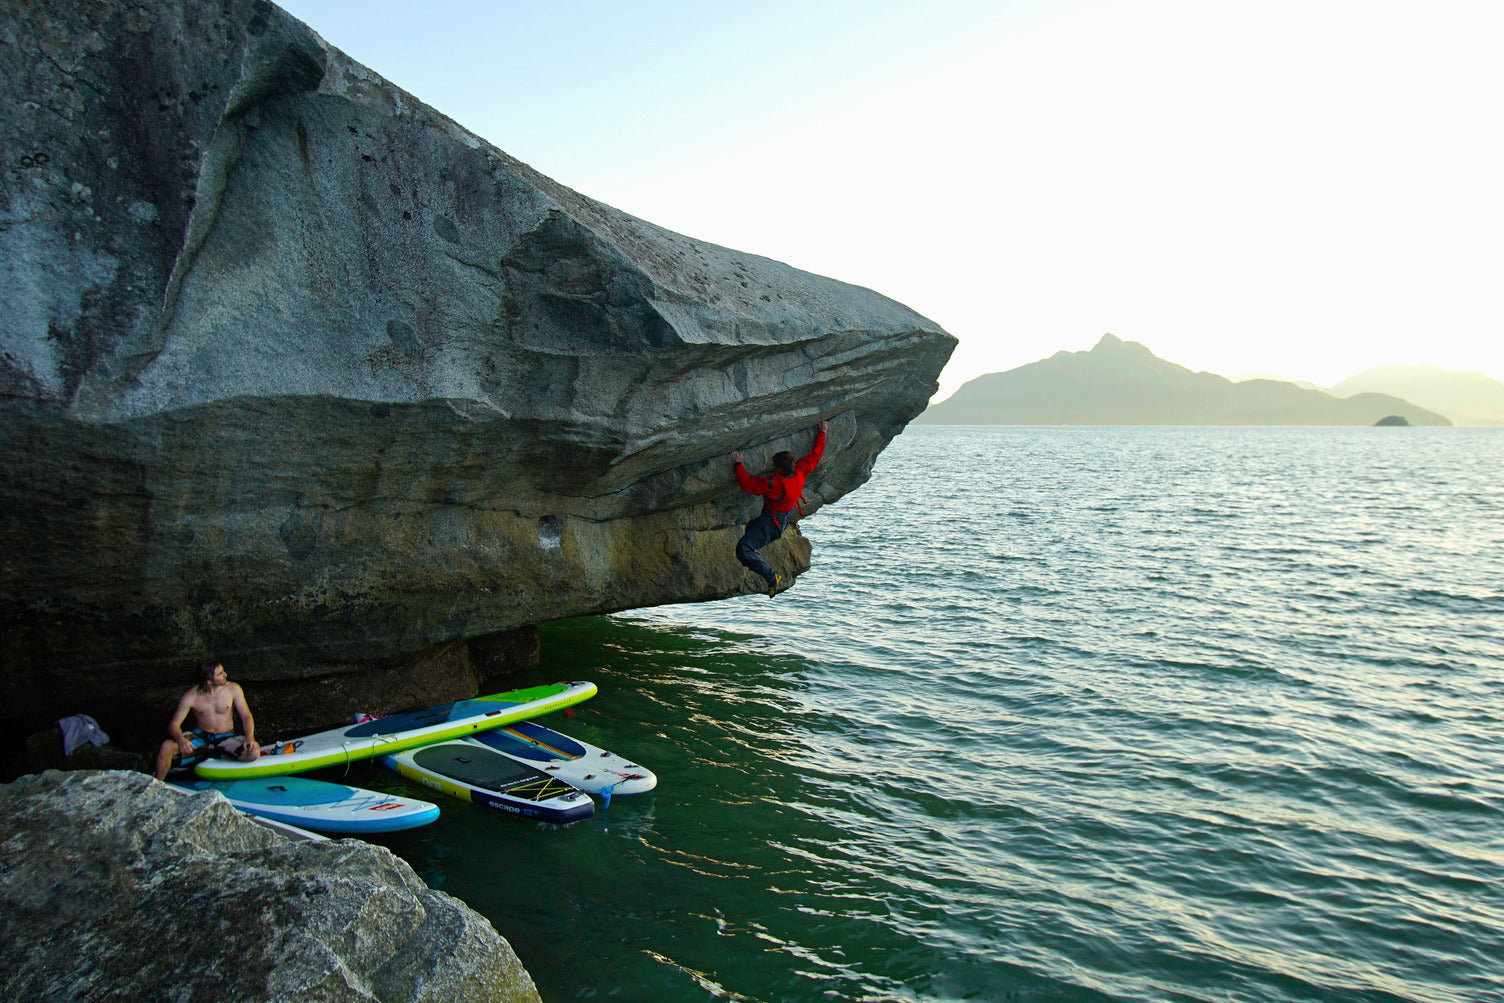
391, 428, 1504, 1003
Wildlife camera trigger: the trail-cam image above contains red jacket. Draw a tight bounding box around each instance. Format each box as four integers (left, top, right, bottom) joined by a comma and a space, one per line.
735, 430, 826, 515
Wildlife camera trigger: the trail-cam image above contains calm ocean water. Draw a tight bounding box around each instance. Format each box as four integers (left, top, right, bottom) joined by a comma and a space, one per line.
354, 425, 1504, 1002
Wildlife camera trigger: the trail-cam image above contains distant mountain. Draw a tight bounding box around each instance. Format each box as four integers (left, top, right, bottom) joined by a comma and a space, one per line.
919, 335, 1451, 426
1232, 372, 1322, 391
1328, 365, 1504, 426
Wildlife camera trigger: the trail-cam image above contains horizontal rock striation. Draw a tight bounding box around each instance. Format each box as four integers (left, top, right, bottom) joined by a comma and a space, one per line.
0, 770, 541, 1002
0, 1, 954, 740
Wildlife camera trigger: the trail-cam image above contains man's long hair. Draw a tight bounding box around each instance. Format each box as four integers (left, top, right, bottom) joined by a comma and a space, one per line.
196, 661, 221, 690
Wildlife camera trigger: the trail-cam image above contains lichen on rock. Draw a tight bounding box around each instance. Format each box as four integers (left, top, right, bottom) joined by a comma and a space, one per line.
0, 770, 541, 1002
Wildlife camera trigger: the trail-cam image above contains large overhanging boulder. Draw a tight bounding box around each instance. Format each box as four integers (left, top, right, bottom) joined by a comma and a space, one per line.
0, 1, 954, 741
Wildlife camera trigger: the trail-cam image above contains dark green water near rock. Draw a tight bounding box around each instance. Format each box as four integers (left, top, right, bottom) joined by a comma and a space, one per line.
346, 426, 1503, 1002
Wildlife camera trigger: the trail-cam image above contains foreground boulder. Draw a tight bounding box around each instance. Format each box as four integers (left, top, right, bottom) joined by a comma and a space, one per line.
0, 770, 541, 1002
0, 0, 955, 741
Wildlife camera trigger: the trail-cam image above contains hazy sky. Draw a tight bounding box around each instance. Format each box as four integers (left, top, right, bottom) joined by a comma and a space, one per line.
278, 0, 1503, 400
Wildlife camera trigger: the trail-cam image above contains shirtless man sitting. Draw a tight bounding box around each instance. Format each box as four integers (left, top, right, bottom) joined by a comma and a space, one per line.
153, 661, 261, 780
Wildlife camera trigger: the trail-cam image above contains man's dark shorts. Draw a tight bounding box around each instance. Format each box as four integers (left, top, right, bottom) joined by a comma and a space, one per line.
180, 729, 249, 766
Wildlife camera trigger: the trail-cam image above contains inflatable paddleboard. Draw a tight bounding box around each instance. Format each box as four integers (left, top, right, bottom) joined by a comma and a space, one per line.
172, 776, 440, 834
249, 815, 330, 842
466, 720, 656, 797
194, 681, 597, 780
380, 740, 595, 824
163, 779, 329, 841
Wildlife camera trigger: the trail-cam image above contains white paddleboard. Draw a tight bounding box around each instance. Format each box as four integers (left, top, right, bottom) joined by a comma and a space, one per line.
249, 815, 330, 842
465, 720, 656, 797
194, 681, 597, 779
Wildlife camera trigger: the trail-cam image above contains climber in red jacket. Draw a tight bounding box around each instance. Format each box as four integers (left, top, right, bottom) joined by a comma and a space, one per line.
730, 420, 828, 596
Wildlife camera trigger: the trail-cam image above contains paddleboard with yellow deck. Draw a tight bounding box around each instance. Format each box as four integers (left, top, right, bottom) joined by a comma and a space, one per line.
380, 739, 595, 824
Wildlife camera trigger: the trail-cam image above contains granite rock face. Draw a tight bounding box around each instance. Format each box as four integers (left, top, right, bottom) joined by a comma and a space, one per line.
0, 1, 954, 738
0, 770, 541, 1002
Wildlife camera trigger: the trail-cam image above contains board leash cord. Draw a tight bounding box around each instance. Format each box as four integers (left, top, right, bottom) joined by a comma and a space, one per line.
502, 727, 581, 761
340, 731, 400, 777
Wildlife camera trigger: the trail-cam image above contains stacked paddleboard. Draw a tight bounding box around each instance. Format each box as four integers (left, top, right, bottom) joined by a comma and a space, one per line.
381, 719, 657, 822
195, 681, 598, 779
468, 720, 657, 797
381, 740, 596, 824
185, 678, 653, 829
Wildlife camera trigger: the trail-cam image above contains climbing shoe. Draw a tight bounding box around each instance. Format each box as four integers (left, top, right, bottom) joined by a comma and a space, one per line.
766, 574, 780, 597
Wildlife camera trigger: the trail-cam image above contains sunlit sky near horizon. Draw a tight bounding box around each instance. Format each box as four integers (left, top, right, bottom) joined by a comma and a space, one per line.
278, 0, 1503, 401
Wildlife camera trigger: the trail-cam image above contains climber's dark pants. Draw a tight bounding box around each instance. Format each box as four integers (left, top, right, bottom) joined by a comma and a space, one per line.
735, 508, 790, 586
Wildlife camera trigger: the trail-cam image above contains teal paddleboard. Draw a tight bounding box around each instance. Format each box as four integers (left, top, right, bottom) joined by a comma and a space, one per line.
173, 775, 439, 834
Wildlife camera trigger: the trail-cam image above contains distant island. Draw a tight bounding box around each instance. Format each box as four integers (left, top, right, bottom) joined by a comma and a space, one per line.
919, 335, 1451, 426
1325, 365, 1504, 426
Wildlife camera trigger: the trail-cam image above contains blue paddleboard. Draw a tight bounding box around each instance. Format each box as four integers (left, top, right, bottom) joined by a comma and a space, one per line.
172, 776, 440, 834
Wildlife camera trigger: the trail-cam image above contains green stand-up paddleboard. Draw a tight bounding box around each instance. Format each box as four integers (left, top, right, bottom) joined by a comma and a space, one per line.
194, 681, 597, 780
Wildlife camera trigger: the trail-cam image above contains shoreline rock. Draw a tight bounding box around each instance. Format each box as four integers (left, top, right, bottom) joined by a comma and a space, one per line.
0, 770, 541, 1002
